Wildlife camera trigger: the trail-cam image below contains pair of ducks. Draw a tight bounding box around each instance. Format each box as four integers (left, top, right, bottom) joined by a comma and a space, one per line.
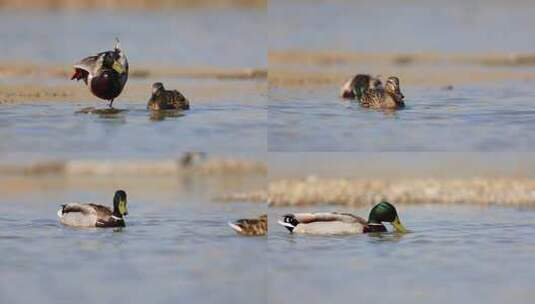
71, 39, 189, 111
340, 74, 405, 109
57, 190, 267, 234
58, 191, 407, 236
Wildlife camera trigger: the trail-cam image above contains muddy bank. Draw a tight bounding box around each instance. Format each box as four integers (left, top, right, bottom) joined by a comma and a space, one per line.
269, 50, 535, 87
218, 176, 535, 207
0, 157, 266, 176
0, 78, 265, 104
270, 50, 535, 67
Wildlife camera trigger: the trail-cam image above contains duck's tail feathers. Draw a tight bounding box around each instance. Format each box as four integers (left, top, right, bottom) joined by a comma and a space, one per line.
57, 207, 64, 218
228, 221, 243, 233
114, 38, 121, 51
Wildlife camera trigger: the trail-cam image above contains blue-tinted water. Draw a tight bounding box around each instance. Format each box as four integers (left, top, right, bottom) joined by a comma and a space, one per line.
269, 205, 535, 304
0, 177, 267, 304
268, 82, 535, 151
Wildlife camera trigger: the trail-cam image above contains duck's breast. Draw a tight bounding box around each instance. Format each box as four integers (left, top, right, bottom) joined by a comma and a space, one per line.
294, 221, 363, 235
90, 70, 123, 100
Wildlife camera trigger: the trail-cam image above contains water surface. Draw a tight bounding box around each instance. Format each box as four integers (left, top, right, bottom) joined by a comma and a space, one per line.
269, 205, 535, 304
268, 82, 535, 151
0, 80, 266, 162
270, 0, 535, 54
0, 181, 266, 304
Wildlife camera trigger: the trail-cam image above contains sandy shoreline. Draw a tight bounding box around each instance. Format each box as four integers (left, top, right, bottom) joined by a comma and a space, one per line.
0, 62, 266, 103
0, 157, 267, 200
0, 157, 267, 176
0, 77, 266, 104
269, 50, 535, 87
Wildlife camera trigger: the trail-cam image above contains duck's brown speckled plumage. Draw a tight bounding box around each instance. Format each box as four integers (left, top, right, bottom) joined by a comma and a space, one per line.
147, 82, 190, 111
228, 214, 267, 236
340, 74, 383, 101
361, 76, 405, 109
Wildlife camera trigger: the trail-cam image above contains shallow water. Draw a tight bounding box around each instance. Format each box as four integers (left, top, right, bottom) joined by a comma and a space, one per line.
269, 205, 535, 304
0, 182, 266, 304
0, 80, 266, 162
0, 9, 266, 68
268, 82, 535, 151
271, 0, 535, 54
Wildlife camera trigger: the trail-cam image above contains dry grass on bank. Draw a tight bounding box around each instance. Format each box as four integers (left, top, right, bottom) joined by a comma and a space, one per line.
217, 176, 535, 208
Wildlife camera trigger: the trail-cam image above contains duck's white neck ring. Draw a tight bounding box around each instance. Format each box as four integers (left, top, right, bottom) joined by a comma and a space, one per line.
111, 215, 123, 221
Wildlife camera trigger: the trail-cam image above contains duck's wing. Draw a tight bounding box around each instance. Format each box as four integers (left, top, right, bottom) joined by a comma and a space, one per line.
278, 212, 367, 234
295, 212, 366, 224
87, 203, 113, 218
228, 214, 267, 236
60, 203, 98, 215
171, 90, 190, 109
73, 55, 99, 74
361, 88, 385, 108
71, 55, 101, 84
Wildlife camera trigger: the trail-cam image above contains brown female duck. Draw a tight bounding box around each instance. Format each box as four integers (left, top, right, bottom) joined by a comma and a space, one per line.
228, 214, 267, 236
340, 74, 383, 101
147, 82, 190, 111
361, 76, 405, 109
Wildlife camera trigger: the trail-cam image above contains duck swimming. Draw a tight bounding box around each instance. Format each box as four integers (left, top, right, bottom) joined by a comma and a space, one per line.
340, 74, 382, 101
71, 39, 128, 108
147, 82, 190, 111
228, 214, 267, 236
360, 76, 405, 109
57, 190, 128, 228
278, 201, 407, 235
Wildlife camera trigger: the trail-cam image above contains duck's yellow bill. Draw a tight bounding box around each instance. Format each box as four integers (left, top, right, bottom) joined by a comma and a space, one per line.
392, 216, 408, 233
112, 61, 124, 74
118, 200, 128, 216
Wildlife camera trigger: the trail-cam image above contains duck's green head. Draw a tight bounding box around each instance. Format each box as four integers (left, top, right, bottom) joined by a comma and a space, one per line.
368, 201, 407, 233
101, 52, 124, 74
113, 190, 128, 216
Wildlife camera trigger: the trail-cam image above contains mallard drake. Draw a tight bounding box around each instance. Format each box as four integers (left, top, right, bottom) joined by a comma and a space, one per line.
340, 74, 382, 100
57, 190, 128, 228
228, 214, 267, 236
147, 82, 190, 111
71, 38, 128, 108
361, 76, 405, 109
278, 201, 407, 235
